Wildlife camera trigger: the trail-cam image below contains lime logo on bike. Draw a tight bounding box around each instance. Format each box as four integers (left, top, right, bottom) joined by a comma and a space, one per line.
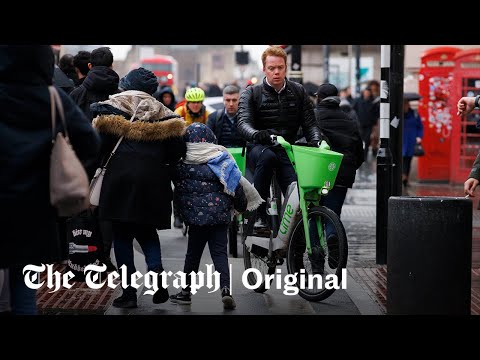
328, 162, 336, 171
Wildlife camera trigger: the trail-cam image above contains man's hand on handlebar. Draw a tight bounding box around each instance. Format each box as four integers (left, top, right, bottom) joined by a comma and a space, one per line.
254, 130, 272, 145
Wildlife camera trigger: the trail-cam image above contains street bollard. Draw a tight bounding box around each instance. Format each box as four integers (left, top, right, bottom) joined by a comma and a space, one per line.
387, 196, 472, 315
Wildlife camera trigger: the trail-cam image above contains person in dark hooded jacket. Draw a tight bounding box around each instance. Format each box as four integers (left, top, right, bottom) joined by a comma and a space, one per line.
70, 47, 120, 121
90, 67, 187, 309
70, 47, 120, 273
53, 64, 75, 94
153, 86, 177, 111
0, 45, 101, 315
313, 83, 364, 273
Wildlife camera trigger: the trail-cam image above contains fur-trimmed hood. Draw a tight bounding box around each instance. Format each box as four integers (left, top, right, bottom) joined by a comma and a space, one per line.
92, 90, 186, 141
93, 115, 186, 141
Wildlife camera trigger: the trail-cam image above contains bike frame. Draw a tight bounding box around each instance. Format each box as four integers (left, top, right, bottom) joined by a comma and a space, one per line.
275, 136, 341, 255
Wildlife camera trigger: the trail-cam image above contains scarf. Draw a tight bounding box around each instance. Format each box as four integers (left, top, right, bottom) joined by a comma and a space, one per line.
184, 142, 264, 211
98, 90, 179, 121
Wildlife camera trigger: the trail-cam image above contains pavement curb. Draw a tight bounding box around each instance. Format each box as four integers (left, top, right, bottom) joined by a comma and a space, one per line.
344, 270, 384, 315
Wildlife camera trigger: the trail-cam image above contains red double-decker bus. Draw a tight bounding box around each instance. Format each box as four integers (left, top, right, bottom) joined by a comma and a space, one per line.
140, 55, 178, 89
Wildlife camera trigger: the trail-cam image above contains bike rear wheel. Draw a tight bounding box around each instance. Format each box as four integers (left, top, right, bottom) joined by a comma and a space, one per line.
242, 210, 276, 293
286, 206, 348, 302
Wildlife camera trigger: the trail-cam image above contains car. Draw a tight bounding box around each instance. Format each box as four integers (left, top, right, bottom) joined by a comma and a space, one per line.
203, 96, 224, 114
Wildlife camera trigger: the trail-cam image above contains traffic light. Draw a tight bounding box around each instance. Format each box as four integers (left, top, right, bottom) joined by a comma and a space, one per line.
235, 51, 249, 65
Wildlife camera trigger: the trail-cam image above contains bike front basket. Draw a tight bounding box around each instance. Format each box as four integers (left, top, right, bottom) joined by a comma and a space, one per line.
292, 145, 343, 190
227, 147, 246, 176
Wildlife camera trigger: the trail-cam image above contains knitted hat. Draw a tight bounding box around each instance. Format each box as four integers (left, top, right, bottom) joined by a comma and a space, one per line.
119, 67, 158, 95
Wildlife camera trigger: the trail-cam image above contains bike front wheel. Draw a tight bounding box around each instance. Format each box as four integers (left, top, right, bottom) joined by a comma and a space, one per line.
286, 206, 348, 302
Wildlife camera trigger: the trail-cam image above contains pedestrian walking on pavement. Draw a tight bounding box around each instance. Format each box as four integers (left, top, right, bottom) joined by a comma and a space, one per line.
402, 96, 424, 187
90, 67, 187, 308
70, 47, 120, 122
314, 83, 364, 272
171, 123, 257, 310
70, 46, 121, 272
0, 45, 101, 315
352, 87, 380, 161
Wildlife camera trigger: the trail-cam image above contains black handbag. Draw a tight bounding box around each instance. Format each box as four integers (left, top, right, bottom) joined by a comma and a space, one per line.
414, 143, 425, 157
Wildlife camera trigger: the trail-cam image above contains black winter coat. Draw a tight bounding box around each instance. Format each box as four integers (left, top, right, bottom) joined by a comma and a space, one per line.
237, 78, 320, 145
315, 97, 364, 187
70, 66, 120, 121
352, 95, 379, 129
0, 45, 101, 268
92, 104, 186, 229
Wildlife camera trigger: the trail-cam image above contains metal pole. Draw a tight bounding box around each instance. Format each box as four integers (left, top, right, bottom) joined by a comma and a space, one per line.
323, 45, 330, 83
354, 45, 361, 97
390, 45, 405, 196
376, 45, 393, 265
289, 45, 303, 84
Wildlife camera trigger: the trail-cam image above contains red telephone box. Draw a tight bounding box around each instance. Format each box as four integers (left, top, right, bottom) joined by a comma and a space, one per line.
417, 47, 461, 181
449, 49, 480, 184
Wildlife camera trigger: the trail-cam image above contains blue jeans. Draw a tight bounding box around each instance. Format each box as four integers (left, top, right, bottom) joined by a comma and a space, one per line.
112, 221, 164, 294
184, 224, 230, 290
310, 186, 348, 247
9, 265, 37, 315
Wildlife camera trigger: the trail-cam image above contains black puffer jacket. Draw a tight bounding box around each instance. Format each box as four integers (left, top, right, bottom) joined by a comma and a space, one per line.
237, 78, 320, 144
315, 97, 364, 187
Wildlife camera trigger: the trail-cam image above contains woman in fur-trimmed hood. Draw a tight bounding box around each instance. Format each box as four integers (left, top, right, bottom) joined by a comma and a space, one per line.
91, 90, 186, 228
90, 67, 187, 307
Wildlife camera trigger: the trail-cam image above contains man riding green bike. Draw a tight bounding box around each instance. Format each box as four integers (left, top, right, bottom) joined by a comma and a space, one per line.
237, 46, 324, 230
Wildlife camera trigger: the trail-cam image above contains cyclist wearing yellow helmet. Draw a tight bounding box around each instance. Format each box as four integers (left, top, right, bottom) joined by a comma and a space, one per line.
175, 87, 210, 125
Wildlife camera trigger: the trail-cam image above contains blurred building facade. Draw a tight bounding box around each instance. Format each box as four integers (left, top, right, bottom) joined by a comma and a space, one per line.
121, 45, 236, 94
61, 45, 480, 97
300, 45, 480, 94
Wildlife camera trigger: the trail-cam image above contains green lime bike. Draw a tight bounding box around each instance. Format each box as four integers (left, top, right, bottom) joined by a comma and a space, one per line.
242, 135, 348, 302
226, 147, 247, 258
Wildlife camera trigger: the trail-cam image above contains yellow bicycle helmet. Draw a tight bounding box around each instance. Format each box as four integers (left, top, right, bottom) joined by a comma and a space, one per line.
185, 87, 205, 102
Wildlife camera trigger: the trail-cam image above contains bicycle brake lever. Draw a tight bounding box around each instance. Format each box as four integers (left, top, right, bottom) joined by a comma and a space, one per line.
269, 134, 278, 146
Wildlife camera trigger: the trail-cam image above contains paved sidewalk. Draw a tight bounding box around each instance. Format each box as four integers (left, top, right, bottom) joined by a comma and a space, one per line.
341, 160, 480, 314
36, 157, 479, 315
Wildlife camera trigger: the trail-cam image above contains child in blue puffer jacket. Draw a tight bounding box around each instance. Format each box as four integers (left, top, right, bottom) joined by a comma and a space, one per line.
171, 123, 262, 310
